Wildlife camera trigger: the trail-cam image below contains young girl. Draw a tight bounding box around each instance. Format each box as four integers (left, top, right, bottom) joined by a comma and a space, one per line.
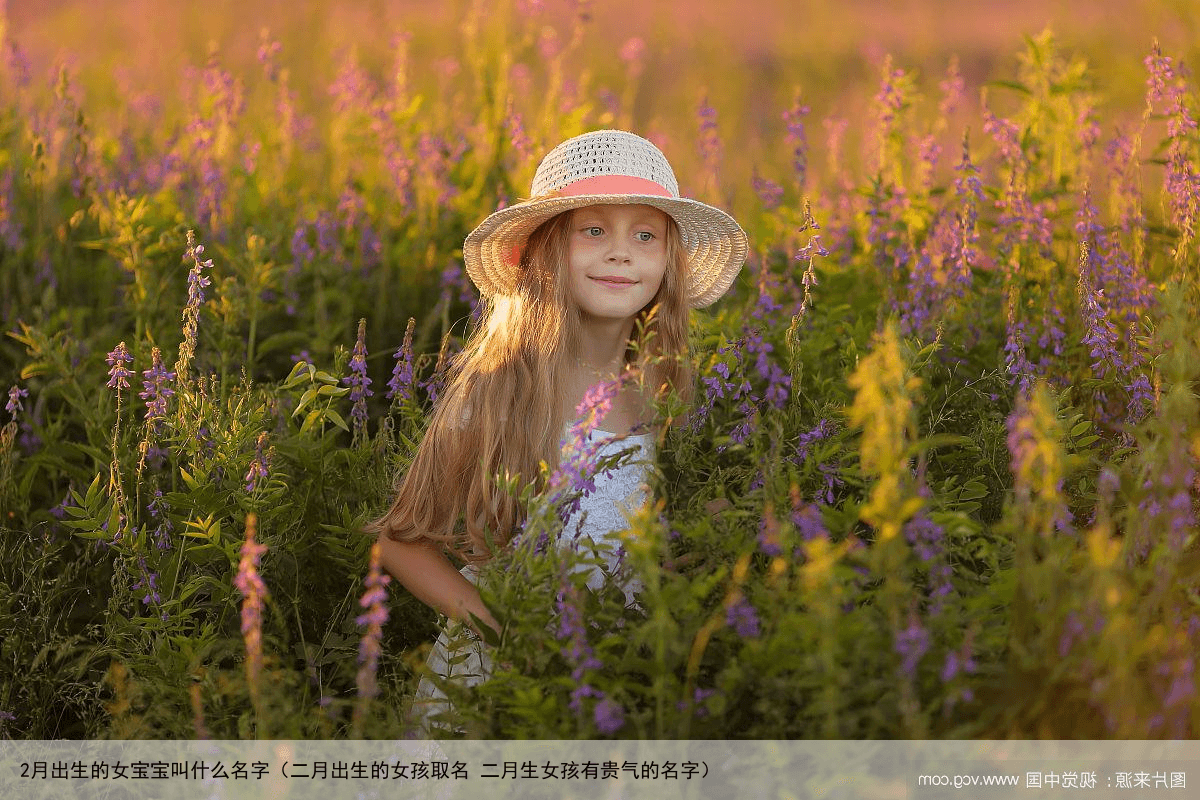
367, 129, 747, 733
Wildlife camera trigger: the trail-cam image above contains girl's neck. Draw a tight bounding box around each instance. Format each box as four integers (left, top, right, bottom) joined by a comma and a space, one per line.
575, 314, 636, 380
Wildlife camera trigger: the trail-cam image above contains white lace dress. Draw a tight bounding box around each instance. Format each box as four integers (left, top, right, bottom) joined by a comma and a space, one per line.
408, 428, 655, 735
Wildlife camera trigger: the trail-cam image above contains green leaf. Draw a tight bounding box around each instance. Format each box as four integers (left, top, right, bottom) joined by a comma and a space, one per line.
282, 359, 311, 388
959, 480, 989, 501
325, 409, 349, 433
469, 612, 502, 648
83, 473, 103, 507
180, 467, 200, 491
20, 362, 51, 379
317, 384, 348, 397
986, 79, 1032, 95
300, 409, 322, 435
182, 544, 225, 566
294, 387, 319, 416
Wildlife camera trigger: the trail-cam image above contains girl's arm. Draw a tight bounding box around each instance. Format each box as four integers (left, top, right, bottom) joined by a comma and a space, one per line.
375, 534, 500, 639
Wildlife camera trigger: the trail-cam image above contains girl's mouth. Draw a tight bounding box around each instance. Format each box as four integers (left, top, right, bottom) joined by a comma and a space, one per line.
591, 276, 637, 288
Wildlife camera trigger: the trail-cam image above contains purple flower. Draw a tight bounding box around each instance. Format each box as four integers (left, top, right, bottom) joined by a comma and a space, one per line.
783, 94, 810, 190
131, 557, 162, 608
556, 583, 604, 712
691, 337, 760, 445
752, 171, 784, 210
1145, 44, 1200, 251
757, 513, 783, 556
549, 377, 622, 518
329, 50, 374, 115
900, 212, 957, 338
244, 432, 270, 493
147, 489, 173, 551
387, 318, 416, 403
290, 223, 314, 266
6, 385, 27, 418
1003, 291, 1034, 393
726, 597, 760, 638
256, 32, 281, 80
696, 94, 721, 179
1126, 373, 1155, 423
874, 58, 908, 132
619, 37, 645, 70
938, 57, 964, 119
105, 342, 133, 391
418, 336, 457, 407
795, 419, 831, 464
593, 696, 625, 735
894, 615, 929, 677
234, 514, 268, 694
949, 133, 983, 293
138, 347, 175, 430
50, 491, 74, 520
941, 640, 977, 682
177, 231, 213, 381
355, 541, 391, 702
438, 262, 476, 308
1135, 431, 1197, 554
1077, 242, 1122, 380
916, 133, 942, 191
504, 99, 532, 165
793, 203, 827, 319
792, 502, 828, 541
1058, 611, 1091, 658
905, 510, 953, 612
904, 512, 943, 563
344, 318, 373, 443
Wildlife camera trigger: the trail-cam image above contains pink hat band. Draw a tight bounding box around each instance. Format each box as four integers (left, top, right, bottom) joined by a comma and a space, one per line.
549, 174, 673, 199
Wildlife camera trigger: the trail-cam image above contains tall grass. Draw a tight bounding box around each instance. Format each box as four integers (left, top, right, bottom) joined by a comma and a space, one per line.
0, 2, 1197, 738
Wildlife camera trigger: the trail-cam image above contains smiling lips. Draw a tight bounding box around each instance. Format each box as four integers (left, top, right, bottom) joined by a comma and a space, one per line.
591, 275, 636, 287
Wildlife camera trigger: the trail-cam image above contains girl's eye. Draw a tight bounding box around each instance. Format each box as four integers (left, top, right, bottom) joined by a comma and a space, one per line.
584, 226, 603, 236
636, 231, 656, 242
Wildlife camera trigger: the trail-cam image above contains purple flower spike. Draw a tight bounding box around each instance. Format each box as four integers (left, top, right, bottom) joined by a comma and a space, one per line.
139, 347, 176, 430
244, 432, 270, 493
355, 541, 391, 702
696, 94, 722, 184
344, 318, 373, 443
6, 385, 27, 418
177, 231, 213, 382
234, 514, 268, 694
783, 93, 810, 190
105, 342, 133, 391
593, 696, 625, 735
894, 615, 930, 678
726, 597, 761, 638
387, 318, 416, 403
548, 377, 622, 519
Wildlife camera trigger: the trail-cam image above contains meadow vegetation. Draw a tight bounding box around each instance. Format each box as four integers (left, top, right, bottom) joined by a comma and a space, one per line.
0, 0, 1198, 738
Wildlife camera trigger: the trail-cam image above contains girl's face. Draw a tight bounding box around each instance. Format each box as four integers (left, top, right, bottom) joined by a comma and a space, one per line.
565, 204, 670, 324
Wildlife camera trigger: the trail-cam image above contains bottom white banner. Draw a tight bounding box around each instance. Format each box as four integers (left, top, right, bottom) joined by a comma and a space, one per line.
0, 739, 1194, 799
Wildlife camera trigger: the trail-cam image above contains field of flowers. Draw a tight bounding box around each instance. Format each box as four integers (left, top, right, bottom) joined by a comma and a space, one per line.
1, 0, 1198, 740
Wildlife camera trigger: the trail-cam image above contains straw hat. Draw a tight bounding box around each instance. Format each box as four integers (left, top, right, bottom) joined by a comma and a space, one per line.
463, 129, 748, 308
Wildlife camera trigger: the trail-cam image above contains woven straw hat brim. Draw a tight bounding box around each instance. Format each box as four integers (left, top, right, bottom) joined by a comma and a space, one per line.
464, 193, 748, 309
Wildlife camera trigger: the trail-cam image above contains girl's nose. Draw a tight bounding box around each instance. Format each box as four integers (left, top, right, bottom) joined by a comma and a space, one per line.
606, 242, 631, 262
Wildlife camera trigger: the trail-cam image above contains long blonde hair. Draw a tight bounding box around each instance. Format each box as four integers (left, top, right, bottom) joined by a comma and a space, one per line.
367, 208, 693, 561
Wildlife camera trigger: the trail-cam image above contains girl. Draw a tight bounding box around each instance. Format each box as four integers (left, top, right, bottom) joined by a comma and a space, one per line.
367, 129, 747, 733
